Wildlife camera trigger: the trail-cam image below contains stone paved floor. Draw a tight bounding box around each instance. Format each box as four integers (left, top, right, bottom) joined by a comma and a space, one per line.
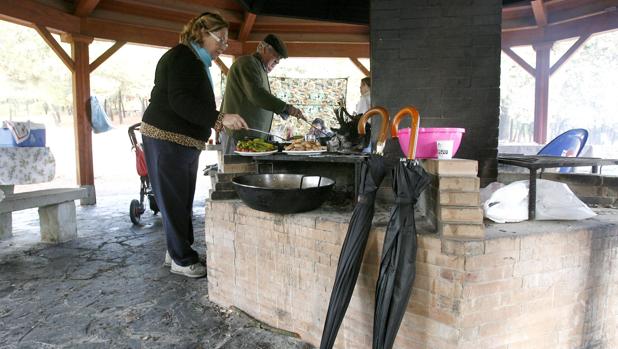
0, 194, 312, 349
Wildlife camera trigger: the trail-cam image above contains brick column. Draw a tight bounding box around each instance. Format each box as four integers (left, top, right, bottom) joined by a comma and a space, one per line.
371, 0, 502, 186
422, 159, 485, 239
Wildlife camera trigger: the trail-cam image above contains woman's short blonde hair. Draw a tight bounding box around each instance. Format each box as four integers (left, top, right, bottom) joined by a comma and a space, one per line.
179, 12, 229, 45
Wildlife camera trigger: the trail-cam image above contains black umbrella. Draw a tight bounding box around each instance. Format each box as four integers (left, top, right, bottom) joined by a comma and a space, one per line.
373, 106, 431, 349
320, 107, 390, 349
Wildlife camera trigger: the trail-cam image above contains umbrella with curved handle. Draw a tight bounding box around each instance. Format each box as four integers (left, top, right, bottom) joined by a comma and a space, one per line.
373, 105, 430, 349
358, 106, 390, 155
390, 105, 420, 160
319, 107, 390, 349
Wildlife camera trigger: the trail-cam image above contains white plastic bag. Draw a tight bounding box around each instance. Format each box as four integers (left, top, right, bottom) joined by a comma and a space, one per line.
89, 96, 113, 133
480, 181, 505, 205
484, 179, 596, 223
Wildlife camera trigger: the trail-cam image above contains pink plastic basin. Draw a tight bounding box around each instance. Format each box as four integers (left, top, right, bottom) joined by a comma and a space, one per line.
397, 127, 465, 159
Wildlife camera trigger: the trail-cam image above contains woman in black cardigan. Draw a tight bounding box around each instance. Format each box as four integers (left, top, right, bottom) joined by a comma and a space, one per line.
141, 12, 247, 278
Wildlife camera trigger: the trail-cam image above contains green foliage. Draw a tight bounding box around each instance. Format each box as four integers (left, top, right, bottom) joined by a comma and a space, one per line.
0, 21, 71, 120
0, 20, 165, 124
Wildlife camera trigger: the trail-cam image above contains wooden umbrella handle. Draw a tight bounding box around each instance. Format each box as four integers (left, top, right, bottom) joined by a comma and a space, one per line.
358, 106, 389, 145
391, 106, 420, 160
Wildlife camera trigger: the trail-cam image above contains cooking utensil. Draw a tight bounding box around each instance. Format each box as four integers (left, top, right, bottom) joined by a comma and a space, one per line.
232, 174, 335, 214
244, 128, 287, 141
300, 118, 332, 138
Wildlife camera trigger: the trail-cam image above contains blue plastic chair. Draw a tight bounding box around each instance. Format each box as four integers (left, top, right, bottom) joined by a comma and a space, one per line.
537, 128, 588, 173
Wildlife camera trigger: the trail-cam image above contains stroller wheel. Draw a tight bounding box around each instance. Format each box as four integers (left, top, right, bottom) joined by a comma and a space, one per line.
130, 199, 142, 225
148, 195, 159, 215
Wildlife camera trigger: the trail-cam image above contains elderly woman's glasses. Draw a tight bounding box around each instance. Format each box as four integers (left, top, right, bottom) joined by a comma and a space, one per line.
209, 32, 229, 49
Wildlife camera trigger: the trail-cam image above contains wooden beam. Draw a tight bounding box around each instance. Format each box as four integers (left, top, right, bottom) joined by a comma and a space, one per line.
531, 0, 548, 26
546, 0, 617, 23
533, 42, 552, 144
0, 0, 80, 34
242, 42, 369, 58
238, 12, 256, 42
502, 0, 595, 21
215, 57, 229, 75
349, 58, 369, 76
74, 0, 101, 17
503, 10, 618, 46
97, 0, 195, 24
81, 18, 180, 48
90, 41, 126, 72
80, 17, 368, 57
550, 34, 590, 75
502, 1, 534, 21
181, 0, 244, 11
502, 47, 536, 76
252, 23, 368, 34
33, 24, 75, 72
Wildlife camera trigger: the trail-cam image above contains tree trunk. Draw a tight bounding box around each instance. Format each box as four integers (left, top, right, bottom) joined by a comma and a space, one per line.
52, 105, 62, 125
117, 90, 125, 124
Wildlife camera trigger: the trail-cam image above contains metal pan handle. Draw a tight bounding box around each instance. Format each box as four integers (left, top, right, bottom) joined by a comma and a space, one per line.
300, 175, 322, 189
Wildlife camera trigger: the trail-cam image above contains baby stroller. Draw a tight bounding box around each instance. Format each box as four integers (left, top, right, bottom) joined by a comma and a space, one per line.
128, 123, 159, 224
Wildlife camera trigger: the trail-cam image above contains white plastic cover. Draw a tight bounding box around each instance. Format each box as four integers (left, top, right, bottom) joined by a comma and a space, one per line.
483, 179, 596, 223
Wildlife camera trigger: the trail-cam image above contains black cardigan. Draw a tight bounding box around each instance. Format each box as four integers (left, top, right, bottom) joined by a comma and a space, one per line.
142, 44, 218, 142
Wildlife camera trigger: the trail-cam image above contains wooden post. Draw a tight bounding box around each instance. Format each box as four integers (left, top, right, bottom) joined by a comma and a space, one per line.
63, 33, 96, 205
349, 57, 370, 76
533, 42, 552, 144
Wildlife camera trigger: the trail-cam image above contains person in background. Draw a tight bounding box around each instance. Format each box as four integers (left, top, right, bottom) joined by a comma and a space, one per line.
355, 77, 371, 115
141, 12, 248, 278
221, 33, 306, 154
308, 117, 334, 138
354, 77, 372, 152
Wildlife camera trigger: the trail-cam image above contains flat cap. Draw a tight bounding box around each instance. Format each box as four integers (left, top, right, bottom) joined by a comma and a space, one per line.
263, 34, 288, 59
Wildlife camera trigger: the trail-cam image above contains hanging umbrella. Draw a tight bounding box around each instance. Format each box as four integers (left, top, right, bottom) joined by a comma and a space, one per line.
373, 106, 431, 349
319, 107, 390, 349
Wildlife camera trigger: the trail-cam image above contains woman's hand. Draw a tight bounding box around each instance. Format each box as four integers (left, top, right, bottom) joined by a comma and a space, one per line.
222, 113, 248, 130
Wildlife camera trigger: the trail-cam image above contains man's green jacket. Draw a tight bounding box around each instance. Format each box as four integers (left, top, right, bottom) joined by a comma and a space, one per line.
221, 53, 287, 139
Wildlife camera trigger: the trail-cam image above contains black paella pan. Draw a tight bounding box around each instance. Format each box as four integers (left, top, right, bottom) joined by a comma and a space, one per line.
232, 174, 335, 214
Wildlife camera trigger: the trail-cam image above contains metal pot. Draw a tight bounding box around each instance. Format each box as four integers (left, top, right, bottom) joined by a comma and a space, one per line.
318, 135, 335, 146
232, 174, 335, 214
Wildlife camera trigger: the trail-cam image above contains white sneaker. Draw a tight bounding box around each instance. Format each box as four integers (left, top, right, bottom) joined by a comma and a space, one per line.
170, 260, 206, 278
164, 251, 172, 267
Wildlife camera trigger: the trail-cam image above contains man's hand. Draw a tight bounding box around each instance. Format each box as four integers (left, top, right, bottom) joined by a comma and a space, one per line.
222, 113, 248, 130
286, 105, 306, 121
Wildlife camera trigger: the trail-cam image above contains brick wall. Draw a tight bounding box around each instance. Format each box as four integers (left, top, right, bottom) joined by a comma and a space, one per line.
205, 201, 464, 347
206, 199, 618, 348
457, 226, 618, 348
371, 0, 501, 186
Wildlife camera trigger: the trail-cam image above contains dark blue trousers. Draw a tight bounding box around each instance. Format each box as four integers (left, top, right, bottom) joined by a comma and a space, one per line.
142, 135, 200, 266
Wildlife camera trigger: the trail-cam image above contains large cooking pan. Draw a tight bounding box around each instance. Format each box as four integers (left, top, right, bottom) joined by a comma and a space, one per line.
232, 174, 335, 214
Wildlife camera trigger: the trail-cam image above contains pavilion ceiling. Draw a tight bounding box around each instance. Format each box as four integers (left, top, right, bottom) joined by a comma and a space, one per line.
0, 0, 616, 58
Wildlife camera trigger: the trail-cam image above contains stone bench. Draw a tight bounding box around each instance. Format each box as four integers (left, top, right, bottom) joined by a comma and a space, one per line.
0, 188, 87, 243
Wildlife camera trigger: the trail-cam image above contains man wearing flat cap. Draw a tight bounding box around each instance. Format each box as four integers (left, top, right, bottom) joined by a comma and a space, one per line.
221, 33, 305, 154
